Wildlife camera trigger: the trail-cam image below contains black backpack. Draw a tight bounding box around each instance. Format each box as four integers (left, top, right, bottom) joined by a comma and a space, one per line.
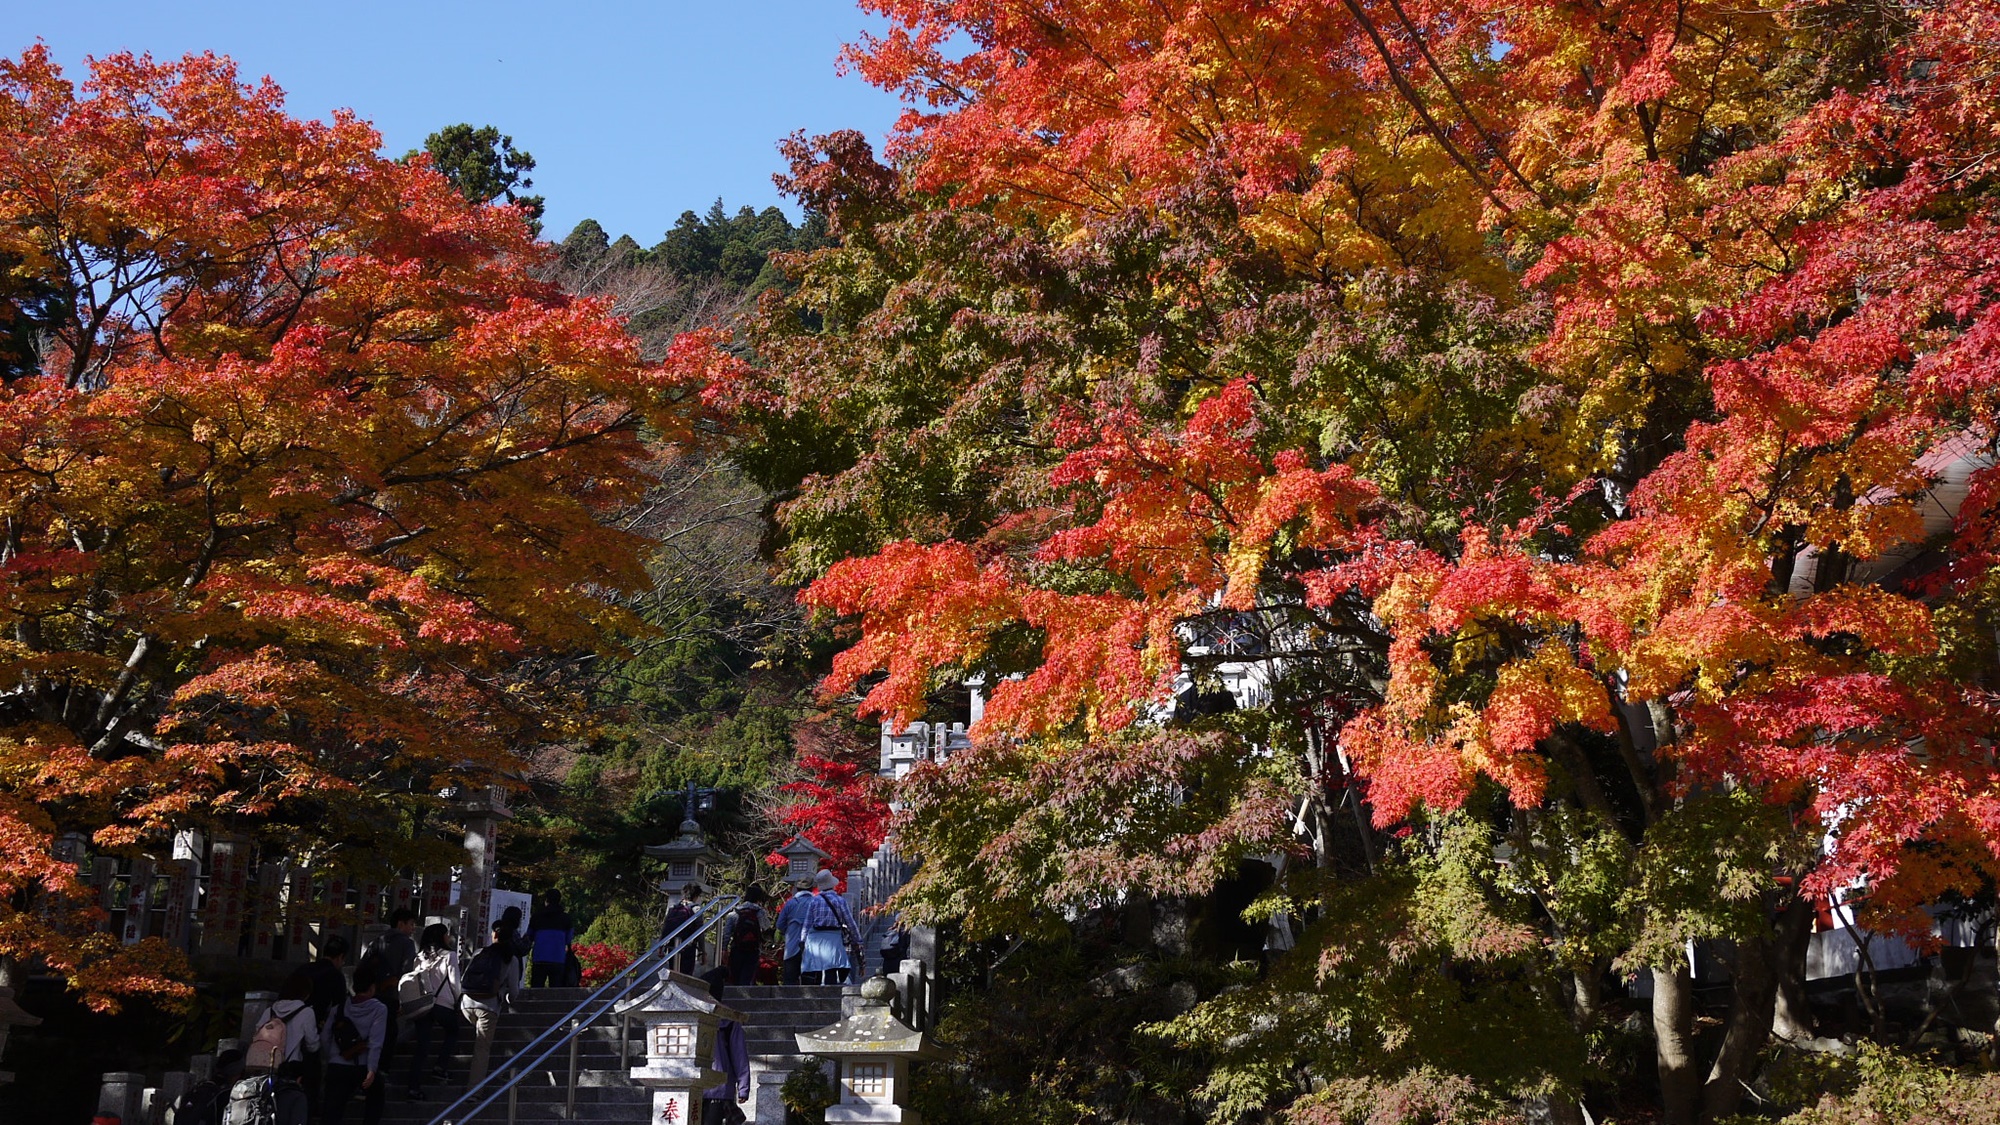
460, 945, 506, 1000
329, 1007, 368, 1062
175, 1078, 228, 1125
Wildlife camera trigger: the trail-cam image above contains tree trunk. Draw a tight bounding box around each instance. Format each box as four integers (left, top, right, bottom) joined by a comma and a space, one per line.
1703, 935, 1779, 1120
1771, 897, 1816, 1042
1653, 962, 1700, 1125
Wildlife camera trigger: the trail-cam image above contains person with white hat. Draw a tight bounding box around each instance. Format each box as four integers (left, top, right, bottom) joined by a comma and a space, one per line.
798, 869, 862, 984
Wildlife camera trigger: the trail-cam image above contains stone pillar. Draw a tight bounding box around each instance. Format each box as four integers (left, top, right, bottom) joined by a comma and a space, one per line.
322, 874, 350, 954
161, 858, 199, 952
250, 862, 283, 961
200, 837, 249, 955
461, 787, 508, 946
284, 868, 313, 962
155, 1072, 190, 1121
187, 1054, 214, 1083
92, 857, 120, 931
897, 959, 928, 1032
98, 1071, 145, 1124
121, 857, 156, 944
240, 990, 278, 1043
752, 1067, 792, 1125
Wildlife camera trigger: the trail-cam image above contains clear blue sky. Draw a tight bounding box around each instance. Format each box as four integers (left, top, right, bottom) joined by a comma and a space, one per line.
7, 1, 908, 244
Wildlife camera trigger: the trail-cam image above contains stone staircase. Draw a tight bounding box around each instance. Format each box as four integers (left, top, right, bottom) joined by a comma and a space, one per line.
372, 982, 864, 1123
375, 862, 918, 1124
100, 842, 927, 1124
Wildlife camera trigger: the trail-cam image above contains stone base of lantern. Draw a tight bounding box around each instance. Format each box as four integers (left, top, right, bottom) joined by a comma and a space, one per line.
651, 1087, 699, 1125
828, 1105, 922, 1123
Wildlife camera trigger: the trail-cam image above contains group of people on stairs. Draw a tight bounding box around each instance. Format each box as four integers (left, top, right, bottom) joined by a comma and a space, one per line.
176, 867, 913, 1125
665, 867, 875, 986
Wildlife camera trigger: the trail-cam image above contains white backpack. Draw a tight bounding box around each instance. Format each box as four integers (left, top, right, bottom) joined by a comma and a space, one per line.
398, 950, 455, 1020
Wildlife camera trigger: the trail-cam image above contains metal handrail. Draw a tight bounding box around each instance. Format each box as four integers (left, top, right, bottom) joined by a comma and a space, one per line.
429, 894, 741, 1125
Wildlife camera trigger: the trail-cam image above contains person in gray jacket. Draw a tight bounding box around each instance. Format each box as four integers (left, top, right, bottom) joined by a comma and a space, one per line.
321, 968, 389, 1125
458, 918, 522, 1088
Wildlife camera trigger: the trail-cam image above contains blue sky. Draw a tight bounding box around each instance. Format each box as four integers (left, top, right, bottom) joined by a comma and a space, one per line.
8, 1, 908, 244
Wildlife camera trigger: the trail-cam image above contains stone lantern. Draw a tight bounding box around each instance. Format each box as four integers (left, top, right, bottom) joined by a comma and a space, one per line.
621, 970, 742, 1125
644, 790, 721, 895
795, 976, 942, 1124
776, 834, 831, 882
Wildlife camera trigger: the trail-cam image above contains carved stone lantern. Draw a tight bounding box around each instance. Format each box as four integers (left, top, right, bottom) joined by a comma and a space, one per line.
645, 785, 721, 896
795, 976, 942, 1123
776, 834, 831, 882
621, 970, 743, 1125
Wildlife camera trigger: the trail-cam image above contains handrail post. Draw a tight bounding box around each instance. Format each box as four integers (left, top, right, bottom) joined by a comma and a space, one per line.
566, 1017, 580, 1120
619, 1010, 630, 1070
506, 1066, 517, 1125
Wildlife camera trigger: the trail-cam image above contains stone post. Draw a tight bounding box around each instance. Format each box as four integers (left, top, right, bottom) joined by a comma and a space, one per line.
98, 1071, 145, 1124
240, 990, 278, 1043
250, 862, 283, 960
284, 868, 313, 962
121, 857, 156, 945
898, 959, 929, 1032
188, 1054, 214, 1083
200, 836, 249, 956
460, 785, 510, 947
154, 1073, 190, 1123
161, 858, 199, 952
92, 857, 120, 931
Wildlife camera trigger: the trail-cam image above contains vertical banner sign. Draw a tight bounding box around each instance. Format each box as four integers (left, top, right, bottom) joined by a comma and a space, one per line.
162, 858, 199, 951
92, 857, 119, 932
359, 880, 381, 928
392, 879, 413, 916
121, 858, 155, 944
285, 868, 314, 961
253, 863, 283, 958
200, 838, 247, 955
424, 873, 453, 917
325, 876, 349, 951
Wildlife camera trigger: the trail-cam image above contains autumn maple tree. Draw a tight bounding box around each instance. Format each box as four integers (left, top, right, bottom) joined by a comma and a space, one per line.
0, 49, 689, 1009
697, 1, 2000, 1121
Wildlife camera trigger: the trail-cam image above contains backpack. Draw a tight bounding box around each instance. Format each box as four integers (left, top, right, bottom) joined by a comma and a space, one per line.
354, 937, 386, 984
459, 944, 506, 1001
329, 1008, 367, 1063
221, 1076, 276, 1125
173, 1078, 228, 1125
397, 952, 447, 1020
731, 906, 764, 948
805, 892, 837, 931
243, 1007, 289, 1072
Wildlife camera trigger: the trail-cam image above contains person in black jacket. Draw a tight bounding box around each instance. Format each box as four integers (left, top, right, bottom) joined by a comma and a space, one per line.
301, 934, 350, 1117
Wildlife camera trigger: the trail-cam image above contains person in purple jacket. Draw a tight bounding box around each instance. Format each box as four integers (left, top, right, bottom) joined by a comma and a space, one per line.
699, 969, 750, 1125
322, 968, 389, 1125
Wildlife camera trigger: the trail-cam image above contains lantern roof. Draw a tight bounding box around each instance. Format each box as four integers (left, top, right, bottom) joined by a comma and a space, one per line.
617, 969, 743, 1022
794, 976, 942, 1059
642, 818, 718, 863
778, 834, 831, 861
